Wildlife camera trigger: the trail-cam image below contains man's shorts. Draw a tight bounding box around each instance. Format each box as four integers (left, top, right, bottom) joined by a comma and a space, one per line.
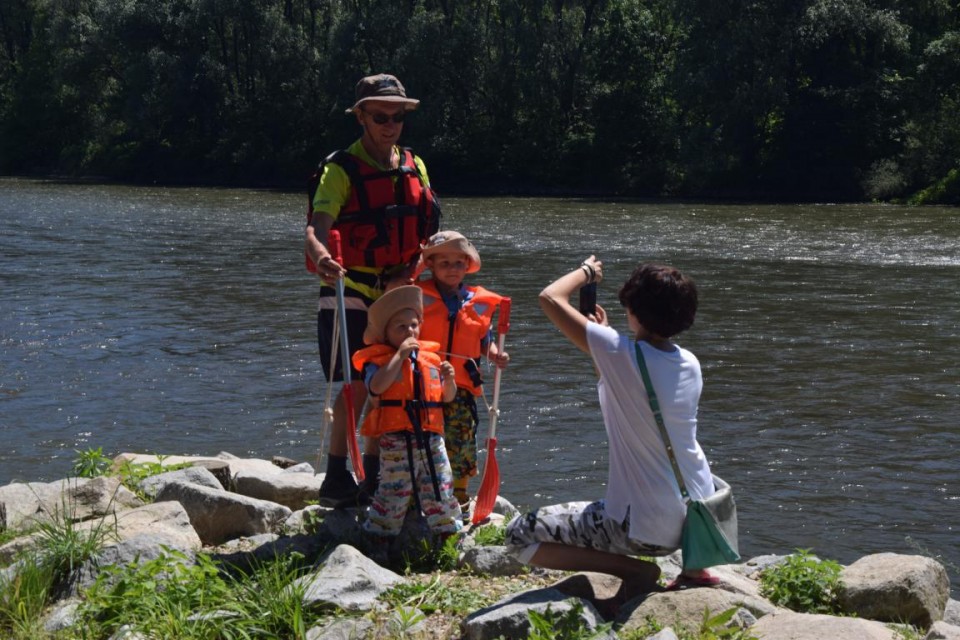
317, 286, 375, 381
504, 500, 674, 564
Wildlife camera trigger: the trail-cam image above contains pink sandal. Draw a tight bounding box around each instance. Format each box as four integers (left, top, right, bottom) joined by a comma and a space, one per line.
665, 570, 721, 591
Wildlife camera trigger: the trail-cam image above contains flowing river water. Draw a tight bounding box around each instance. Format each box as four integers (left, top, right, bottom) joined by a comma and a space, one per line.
2, 178, 957, 590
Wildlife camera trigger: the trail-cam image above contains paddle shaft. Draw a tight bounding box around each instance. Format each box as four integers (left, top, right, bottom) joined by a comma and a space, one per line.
472, 297, 511, 524
327, 230, 364, 481
485, 296, 511, 439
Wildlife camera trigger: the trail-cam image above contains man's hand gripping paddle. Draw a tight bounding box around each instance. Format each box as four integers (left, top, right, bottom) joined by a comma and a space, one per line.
327, 230, 364, 482
472, 297, 511, 525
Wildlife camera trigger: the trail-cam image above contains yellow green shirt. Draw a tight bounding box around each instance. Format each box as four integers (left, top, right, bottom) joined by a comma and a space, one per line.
313, 139, 431, 299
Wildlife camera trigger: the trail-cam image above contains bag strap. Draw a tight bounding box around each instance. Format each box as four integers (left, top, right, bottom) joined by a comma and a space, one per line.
634, 342, 690, 501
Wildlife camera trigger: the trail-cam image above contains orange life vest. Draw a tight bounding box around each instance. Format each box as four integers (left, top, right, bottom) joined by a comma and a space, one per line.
305, 147, 441, 272
351, 341, 446, 438
417, 280, 503, 395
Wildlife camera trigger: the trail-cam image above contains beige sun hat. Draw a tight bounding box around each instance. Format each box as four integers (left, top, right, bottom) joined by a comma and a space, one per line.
363, 285, 423, 345
345, 74, 420, 114
421, 230, 481, 274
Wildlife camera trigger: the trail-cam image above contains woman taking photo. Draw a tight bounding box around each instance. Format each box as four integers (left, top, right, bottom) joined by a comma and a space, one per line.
505, 257, 720, 593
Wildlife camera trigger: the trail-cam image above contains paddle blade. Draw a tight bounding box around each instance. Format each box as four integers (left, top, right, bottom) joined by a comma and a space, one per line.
342, 384, 364, 481
471, 436, 499, 524
498, 297, 512, 334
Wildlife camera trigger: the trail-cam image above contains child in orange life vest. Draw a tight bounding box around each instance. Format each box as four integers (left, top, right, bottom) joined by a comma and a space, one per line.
351, 285, 463, 543
416, 231, 510, 508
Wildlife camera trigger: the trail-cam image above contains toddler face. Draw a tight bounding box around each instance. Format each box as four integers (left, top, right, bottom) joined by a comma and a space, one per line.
429, 251, 470, 288
385, 308, 422, 347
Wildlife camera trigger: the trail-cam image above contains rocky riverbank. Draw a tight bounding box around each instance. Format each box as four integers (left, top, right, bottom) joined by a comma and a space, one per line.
1, 452, 957, 639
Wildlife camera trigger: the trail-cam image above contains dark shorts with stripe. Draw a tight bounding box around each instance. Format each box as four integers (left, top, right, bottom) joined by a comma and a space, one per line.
317, 286, 376, 382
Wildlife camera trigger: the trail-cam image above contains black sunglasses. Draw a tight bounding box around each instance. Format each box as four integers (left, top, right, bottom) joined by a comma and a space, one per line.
366, 110, 407, 125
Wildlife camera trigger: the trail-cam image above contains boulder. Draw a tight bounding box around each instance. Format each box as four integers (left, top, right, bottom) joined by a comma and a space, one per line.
306, 616, 376, 640
0, 481, 66, 531
43, 598, 81, 633
618, 586, 777, 635
110, 500, 203, 550
461, 587, 608, 640
926, 620, 960, 640
548, 572, 623, 616
137, 466, 224, 500
945, 599, 960, 626
839, 553, 949, 628
0, 478, 139, 532
280, 462, 315, 474
749, 609, 899, 639
69, 533, 199, 595
154, 481, 290, 545
459, 544, 527, 577
283, 505, 327, 535
297, 544, 404, 612
233, 470, 323, 511
112, 453, 281, 481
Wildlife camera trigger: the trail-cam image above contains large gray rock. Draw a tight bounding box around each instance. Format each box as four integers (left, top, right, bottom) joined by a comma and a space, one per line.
43, 598, 81, 633
548, 572, 624, 618
283, 505, 327, 535
233, 470, 323, 511
0, 479, 159, 563
111, 500, 203, 550
137, 466, 224, 500
648, 630, 681, 640
749, 609, 899, 639
459, 544, 526, 577
59, 476, 144, 522
0, 481, 68, 531
112, 452, 281, 481
618, 587, 777, 635
926, 621, 960, 640
306, 616, 376, 640
461, 587, 607, 640
154, 481, 291, 545
839, 553, 949, 628
492, 496, 520, 520
297, 544, 404, 612
945, 599, 960, 626
0, 477, 140, 532
68, 533, 199, 596
316, 508, 364, 546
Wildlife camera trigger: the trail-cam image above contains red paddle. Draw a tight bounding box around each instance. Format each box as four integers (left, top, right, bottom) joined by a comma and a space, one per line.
472, 297, 511, 524
328, 230, 364, 481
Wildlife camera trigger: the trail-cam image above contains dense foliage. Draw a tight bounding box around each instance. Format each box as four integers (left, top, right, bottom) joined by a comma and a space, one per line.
1, 0, 957, 201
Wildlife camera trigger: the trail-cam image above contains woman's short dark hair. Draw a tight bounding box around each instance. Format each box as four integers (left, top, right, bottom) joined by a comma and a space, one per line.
618, 264, 698, 338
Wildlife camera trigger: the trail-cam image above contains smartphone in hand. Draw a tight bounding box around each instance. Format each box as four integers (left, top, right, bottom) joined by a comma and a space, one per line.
578, 282, 597, 316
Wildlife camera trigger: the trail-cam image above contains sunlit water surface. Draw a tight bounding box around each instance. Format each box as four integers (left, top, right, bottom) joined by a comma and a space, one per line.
2, 179, 957, 591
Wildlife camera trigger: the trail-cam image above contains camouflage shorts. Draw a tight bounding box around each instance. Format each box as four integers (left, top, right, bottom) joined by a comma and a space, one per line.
443, 388, 479, 481
504, 500, 673, 563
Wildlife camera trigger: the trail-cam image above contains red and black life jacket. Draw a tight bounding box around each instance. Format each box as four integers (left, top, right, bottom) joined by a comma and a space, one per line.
305, 147, 441, 272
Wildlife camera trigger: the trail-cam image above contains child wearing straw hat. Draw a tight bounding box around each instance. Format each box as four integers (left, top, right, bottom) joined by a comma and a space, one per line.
351, 285, 463, 553
416, 231, 510, 510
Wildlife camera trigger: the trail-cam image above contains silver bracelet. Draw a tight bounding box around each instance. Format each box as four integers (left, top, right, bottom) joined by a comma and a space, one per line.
580, 262, 595, 283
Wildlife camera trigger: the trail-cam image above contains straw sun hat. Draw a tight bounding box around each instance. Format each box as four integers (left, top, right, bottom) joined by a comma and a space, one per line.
421, 230, 481, 273
363, 285, 423, 345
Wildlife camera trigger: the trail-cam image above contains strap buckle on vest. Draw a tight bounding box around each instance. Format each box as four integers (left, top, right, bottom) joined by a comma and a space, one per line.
379, 399, 443, 409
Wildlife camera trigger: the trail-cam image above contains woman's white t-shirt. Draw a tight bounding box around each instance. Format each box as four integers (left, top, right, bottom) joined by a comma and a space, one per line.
586, 321, 714, 548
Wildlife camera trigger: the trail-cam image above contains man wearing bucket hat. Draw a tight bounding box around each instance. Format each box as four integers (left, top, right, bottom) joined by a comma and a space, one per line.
350, 286, 463, 555
416, 231, 510, 512
304, 73, 442, 508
